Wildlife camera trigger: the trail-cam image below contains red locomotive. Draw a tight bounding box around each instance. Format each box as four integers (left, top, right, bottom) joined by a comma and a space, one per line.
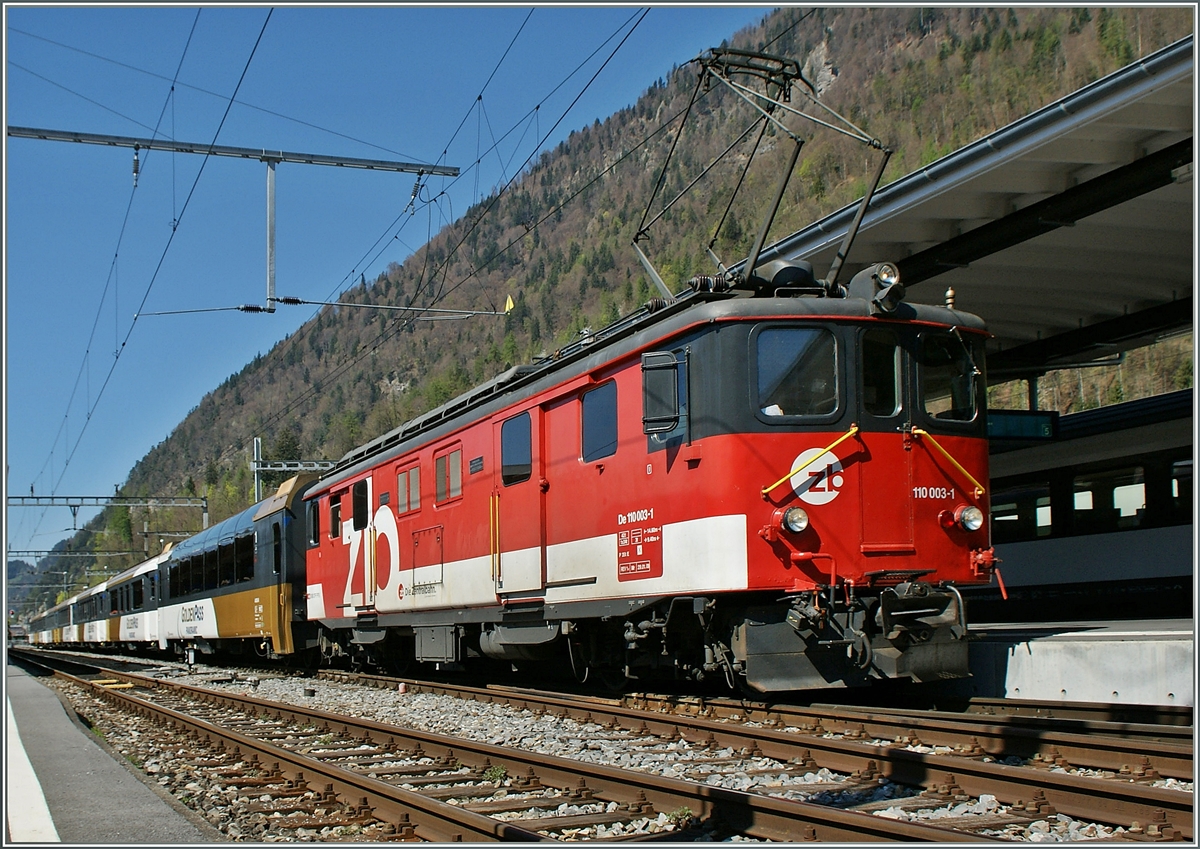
28, 48, 997, 693
301, 256, 996, 692
301, 48, 995, 693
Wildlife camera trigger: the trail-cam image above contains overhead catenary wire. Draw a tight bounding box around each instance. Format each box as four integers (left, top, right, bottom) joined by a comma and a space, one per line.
15, 9, 205, 550
220, 56, 708, 468
18, 9, 272, 551
225, 7, 648, 402
20, 6, 741, 557
8, 25, 430, 164
199, 9, 661, 474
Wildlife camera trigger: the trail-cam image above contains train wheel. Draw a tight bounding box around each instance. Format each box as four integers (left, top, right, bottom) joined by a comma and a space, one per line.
381, 632, 414, 677
596, 666, 629, 694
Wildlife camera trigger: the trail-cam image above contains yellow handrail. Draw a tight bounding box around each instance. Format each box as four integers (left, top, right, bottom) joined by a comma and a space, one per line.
762, 425, 859, 496
911, 428, 986, 498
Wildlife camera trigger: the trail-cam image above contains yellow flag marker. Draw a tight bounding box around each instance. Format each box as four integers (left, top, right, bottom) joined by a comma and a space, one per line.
504, 295, 514, 313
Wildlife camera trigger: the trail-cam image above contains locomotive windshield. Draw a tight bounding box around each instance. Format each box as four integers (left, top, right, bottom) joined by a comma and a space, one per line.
919, 330, 982, 422
756, 327, 838, 418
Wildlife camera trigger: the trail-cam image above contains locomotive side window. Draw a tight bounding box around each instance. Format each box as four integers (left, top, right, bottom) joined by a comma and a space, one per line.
330, 493, 342, 538
919, 331, 979, 422
396, 466, 420, 513
582, 381, 618, 462
861, 329, 902, 417
642, 349, 689, 449
501, 412, 533, 485
435, 448, 463, 502
756, 327, 838, 418
642, 352, 679, 433
352, 479, 369, 531
307, 500, 321, 546
272, 522, 282, 574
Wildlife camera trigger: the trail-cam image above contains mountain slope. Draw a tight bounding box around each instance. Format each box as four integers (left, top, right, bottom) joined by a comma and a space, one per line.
12, 6, 1193, 610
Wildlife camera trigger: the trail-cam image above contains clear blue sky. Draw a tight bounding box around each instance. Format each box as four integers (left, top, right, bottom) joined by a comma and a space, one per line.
4, 5, 773, 559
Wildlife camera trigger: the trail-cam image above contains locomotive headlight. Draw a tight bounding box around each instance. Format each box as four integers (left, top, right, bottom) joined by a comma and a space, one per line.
782, 507, 810, 533
875, 262, 900, 288
955, 505, 984, 532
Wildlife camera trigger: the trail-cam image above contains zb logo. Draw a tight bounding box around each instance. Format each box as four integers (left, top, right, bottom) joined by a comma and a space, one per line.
789, 448, 845, 505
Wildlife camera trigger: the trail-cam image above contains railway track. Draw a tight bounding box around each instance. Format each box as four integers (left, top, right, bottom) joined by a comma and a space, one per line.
11, 648, 1191, 841
311, 670, 1191, 840
12, 651, 991, 842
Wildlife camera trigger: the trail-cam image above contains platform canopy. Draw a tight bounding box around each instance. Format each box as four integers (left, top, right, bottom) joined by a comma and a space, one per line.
762, 35, 1194, 382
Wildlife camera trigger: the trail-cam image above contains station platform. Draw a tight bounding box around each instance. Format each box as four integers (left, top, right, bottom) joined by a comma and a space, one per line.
951, 619, 1194, 708
4, 659, 221, 844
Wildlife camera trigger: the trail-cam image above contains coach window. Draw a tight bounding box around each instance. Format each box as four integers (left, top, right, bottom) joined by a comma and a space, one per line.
330, 493, 343, 538
1074, 466, 1144, 534
213, 543, 232, 587
1171, 459, 1193, 522
217, 538, 235, 590
990, 481, 1051, 544
501, 412, 533, 485
861, 329, 902, 418
133, 579, 143, 610
235, 532, 256, 582
435, 447, 463, 502
755, 327, 838, 419
272, 522, 282, 574
582, 381, 618, 462
396, 465, 421, 514
352, 480, 369, 531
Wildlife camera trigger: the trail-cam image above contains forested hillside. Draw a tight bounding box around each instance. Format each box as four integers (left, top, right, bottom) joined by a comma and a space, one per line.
13, 6, 1193, 610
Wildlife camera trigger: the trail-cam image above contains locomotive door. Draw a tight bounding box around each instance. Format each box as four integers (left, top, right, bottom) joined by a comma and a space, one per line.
492, 408, 546, 596
857, 328, 914, 553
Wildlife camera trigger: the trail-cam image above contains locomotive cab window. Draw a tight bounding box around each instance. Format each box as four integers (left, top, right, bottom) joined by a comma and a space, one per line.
582, 380, 618, 462
501, 412, 532, 485
307, 500, 321, 546
919, 330, 980, 423
861, 329, 902, 418
329, 493, 343, 538
755, 326, 838, 419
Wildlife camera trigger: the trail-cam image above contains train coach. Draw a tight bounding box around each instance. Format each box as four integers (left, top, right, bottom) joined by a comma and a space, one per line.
26, 477, 315, 662
301, 260, 998, 693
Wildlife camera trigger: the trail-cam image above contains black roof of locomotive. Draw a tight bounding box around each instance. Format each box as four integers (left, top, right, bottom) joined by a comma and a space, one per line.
314, 288, 986, 494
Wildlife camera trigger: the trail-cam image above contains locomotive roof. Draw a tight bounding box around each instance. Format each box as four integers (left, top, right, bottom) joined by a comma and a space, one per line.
315, 288, 985, 494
